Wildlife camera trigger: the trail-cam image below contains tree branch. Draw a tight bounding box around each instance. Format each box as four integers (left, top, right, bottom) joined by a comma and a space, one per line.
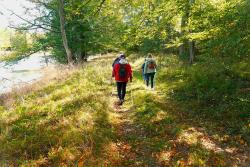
5, 8, 59, 33
6, 8, 59, 33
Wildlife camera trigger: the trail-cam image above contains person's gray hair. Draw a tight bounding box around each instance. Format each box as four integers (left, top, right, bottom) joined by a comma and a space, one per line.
120, 54, 125, 59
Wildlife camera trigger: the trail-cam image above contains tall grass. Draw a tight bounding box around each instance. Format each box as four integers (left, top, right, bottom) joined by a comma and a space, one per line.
127, 54, 249, 166
156, 55, 250, 144
0, 60, 114, 166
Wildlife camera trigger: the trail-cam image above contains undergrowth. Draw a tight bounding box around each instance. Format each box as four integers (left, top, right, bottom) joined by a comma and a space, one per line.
0, 59, 114, 166
126, 54, 250, 166
156, 55, 250, 145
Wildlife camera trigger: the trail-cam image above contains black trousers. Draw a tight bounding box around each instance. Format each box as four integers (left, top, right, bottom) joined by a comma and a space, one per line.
116, 82, 127, 100
145, 73, 155, 88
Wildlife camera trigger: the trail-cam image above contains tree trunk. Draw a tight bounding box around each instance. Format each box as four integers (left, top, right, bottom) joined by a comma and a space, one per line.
179, 15, 186, 57
188, 0, 195, 64
58, 0, 73, 65
189, 40, 195, 64
179, 0, 195, 63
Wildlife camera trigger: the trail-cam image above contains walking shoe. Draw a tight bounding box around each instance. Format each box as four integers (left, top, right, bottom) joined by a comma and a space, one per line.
118, 99, 123, 105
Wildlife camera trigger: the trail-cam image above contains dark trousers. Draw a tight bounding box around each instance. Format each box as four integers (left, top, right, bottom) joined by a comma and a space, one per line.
116, 82, 127, 100
145, 73, 155, 88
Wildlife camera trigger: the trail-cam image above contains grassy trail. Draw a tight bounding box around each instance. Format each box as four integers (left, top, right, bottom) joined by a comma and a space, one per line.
109, 83, 160, 166
0, 54, 249, 166
97, 56, 250, 166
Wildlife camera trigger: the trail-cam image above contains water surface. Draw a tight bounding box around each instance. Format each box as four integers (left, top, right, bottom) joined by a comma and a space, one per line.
0, 53, 55, 94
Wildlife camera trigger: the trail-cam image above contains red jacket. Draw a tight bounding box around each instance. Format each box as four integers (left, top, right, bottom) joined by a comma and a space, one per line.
113, 63, 132, 82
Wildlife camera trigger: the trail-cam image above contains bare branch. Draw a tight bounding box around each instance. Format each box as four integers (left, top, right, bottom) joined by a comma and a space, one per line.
5, 8, 59, 33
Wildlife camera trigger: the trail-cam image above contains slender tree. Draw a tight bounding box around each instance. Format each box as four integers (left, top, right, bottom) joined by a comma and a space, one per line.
188, 0, 195, 64
58, 0, 73, 65
179, 15, 186, 57
178, 0, 195, 64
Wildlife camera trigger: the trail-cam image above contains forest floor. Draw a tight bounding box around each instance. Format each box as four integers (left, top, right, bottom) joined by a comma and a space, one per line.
0, 54, 249, 166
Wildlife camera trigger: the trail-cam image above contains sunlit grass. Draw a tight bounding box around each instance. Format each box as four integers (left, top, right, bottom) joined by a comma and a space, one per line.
120, 54, 249, 166
0, 54, 248, 166
0, 59, 115, 166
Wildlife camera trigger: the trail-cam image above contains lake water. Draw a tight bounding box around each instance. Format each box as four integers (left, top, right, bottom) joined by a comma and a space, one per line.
0, 53, 55, 94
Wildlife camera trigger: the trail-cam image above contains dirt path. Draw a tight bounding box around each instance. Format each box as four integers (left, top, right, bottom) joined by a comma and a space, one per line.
109, 84, 161, 166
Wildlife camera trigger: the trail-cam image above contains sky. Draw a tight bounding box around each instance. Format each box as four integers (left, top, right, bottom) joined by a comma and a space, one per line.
0, 0, 35, 28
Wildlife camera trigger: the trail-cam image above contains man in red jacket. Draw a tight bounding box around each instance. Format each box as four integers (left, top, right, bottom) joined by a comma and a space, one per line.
112, 56, 133, 105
